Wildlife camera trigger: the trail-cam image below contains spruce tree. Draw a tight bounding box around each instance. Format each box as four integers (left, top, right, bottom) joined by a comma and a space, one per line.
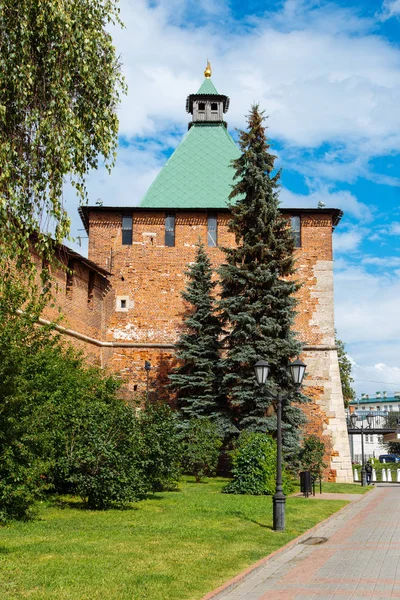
169, 242, 229, 432
219, 105, 306, 451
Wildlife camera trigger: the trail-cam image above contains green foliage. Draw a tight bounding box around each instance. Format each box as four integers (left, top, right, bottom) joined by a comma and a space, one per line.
2, 332, 146, 511
218, 105, 306, 447
0, 279, 57, 522
384, 440, 400, 455
56, 401, 147, 510
169, 242, 228, 431
0, 0, 126, 268
335, 334, 356, 407
300, 435, 327, 480
0, 279, 183, 516
136, 404, 183, 492
223, 432, 294, 495
20, 350, 183, 508
181, 419, 223, 482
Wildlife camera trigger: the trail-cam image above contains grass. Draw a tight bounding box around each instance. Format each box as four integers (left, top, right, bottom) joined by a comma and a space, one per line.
316, 481, 372, 494
291, 480, 373, 495
0, 478, 349, 600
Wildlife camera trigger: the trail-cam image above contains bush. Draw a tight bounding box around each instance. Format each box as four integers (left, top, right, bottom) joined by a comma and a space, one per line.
137, 404, 183, 492
223, 432, 294, 495
0, 281, 57, 521
19, 344, 148, 509
300, 435, 327, 480
54, 401, 148, 509
181, 418, 223, 482
0, 444, 50, 523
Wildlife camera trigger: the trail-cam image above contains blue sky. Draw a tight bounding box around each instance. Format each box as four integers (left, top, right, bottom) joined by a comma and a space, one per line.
65, 0, 400, 397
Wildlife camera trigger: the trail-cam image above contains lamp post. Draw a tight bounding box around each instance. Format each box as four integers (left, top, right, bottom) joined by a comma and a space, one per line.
254, 358, 307, 532
349, 412, 373, 486
144, 360, 151, 407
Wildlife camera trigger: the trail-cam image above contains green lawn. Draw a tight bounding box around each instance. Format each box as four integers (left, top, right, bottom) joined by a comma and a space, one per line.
0, 478, 349, 600
292, 480, 372, 495
317, 481, 372, 494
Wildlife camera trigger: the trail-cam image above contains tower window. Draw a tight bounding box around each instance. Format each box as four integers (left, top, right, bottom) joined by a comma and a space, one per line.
198, 102, 205, 111
211, 102, 218, 111
291, 216, 301, 248
122, 215, 133, 245
207, 214, 217, 247
165, 214, 175, 247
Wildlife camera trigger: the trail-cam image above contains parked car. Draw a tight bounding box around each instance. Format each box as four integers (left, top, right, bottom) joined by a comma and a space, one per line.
379, 454, 400, 463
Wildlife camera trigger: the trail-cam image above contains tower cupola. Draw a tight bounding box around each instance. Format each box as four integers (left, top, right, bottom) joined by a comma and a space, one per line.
186, 62, 230, 128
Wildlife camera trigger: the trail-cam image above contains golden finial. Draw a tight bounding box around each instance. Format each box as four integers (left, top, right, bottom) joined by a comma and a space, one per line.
204, 60, 212, 78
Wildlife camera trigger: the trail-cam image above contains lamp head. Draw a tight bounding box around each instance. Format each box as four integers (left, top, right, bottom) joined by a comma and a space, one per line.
254, 360, 270, 385
289, 359, 307, 387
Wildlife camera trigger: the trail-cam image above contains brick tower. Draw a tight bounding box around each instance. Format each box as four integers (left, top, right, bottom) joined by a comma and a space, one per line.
78, 64, 353, 482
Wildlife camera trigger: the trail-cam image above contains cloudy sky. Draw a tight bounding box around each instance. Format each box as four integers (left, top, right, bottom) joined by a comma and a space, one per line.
65, 0, 400, 398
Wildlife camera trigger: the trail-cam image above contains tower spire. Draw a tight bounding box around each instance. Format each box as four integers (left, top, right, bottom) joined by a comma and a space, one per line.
185, 66, 230, 128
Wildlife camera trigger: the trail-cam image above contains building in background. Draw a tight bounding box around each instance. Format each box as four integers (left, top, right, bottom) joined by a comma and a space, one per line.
348, 392, 400, 462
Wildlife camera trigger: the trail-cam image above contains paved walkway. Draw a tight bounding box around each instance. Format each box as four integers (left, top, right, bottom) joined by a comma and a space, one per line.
208, 485, 400, 600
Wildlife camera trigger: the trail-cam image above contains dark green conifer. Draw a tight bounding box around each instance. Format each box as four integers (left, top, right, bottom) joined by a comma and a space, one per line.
219, 105, 306, 450
169, 242, 229, 431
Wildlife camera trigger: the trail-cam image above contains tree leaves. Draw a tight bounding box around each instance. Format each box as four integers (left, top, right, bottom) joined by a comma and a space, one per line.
0, 0, 126, 268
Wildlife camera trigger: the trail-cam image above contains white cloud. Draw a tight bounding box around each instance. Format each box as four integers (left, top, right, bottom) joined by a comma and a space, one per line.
335, 260, 400, 395
350, 360, 400, 396
335, 263, 400, 355
271, 0, 374, 34
362, 256, 400, 267
102, 0, 400, 191
333, 230, 363, 253
280, 186, 372, 221
378, 0, 400, 20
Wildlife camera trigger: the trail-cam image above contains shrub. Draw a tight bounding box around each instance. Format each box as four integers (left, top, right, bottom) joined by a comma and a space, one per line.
0, 444, 50, 523
223, 432, 294, 495
300, 435, 327, 480
54, 401, 148, 509
21, 345, 148, 509
181, 418, 223, 482
137, 404, 183, 492
0, 281, 57, 521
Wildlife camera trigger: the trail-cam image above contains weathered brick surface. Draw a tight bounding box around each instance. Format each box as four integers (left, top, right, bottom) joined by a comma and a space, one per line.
38, 245, 115, 365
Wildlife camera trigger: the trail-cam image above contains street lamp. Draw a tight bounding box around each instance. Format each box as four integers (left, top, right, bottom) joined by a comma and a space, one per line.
254, 358, 307, 532
350, 412, 373, 486
144, 360, 151, 406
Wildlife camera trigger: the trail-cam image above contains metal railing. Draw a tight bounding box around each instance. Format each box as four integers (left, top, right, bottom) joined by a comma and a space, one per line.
347, 411, 400, 434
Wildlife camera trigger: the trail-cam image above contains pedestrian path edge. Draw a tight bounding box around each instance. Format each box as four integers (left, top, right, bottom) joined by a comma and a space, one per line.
200, 487, 377, 600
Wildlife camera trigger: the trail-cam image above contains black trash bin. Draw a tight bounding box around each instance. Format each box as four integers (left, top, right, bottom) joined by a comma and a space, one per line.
300, 471, 312, 497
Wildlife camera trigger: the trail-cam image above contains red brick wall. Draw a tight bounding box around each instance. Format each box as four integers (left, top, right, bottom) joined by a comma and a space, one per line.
38, 246, 115, 365
87, 209, 333, 351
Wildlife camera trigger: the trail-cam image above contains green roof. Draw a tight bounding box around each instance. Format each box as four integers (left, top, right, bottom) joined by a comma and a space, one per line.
139, 123, 241, 209
196, 78, 219, 95
350, 397, 400, 405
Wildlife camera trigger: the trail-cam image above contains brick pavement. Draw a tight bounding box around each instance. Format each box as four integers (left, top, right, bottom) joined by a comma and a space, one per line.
205, 485, 400, 600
